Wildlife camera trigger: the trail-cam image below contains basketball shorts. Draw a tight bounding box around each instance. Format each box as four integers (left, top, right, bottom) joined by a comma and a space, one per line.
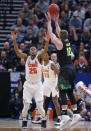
23, 81, 43, 103
58, 64, 76, 90
43, 83, 59, 97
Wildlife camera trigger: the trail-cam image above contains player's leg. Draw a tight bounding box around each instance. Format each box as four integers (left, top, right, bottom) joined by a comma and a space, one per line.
52, 95, 61, 124
34, 82, 46, 128
22, 81, 33, 128
22, 101, 30, 128
67, 66, 81, 126
58, 72, 71, 128
43, 95, 51, 115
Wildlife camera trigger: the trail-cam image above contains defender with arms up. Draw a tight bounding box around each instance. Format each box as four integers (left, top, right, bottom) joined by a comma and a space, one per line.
11, 32, 49, 128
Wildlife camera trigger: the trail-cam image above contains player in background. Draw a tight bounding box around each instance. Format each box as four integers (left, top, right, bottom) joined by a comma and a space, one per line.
42, 52, 61, 124
11, 31, 50, 128
51, 53, 60, 71
45, 13, 81, 128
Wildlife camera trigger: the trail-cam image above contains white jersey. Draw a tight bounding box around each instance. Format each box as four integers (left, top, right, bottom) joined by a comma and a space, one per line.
25, 56, 42, 83
42, 60, 58, 87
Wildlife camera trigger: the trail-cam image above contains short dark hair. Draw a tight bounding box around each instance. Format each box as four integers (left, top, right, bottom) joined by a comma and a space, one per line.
60, 30, 68, 40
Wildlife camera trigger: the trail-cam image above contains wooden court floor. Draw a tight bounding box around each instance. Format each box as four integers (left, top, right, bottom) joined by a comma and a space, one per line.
0, 120, 91, 131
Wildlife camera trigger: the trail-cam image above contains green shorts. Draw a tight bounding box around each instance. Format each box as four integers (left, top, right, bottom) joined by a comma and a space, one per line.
58, 75, 71, 90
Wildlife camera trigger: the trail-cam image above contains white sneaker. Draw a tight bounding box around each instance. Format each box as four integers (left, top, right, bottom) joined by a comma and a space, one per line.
58, 115, 71, 129
71, 114, 81, 127
32, 117, 42, 124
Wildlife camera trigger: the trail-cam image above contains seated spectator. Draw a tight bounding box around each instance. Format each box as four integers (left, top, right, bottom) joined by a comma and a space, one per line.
7, 27, 24, 46
69, 12, 82, 34
19, 43, 28, 54
8, 74, 24, 118
75, 56, 88, 73
37, 39, 44, 55
35, 0, 49, 14
34, 5, 45, 28
64, 3, 72, 19
26, 17, 39, 37
74, 50, 88, 66
16, 58, 25, 72
68, 26, 78, 46
18, 12, 29, 26
19, 2, 33, 19
3, 42, 14, 59
84, 18, 91, 33
81, 27, 91, 46
82, 1, 88, 13
26, 0, 35, 10
32, 14, 38, 26
11, 18, 26, 34
73, 91, 91, 120
11, 54, 21, 71
77, 43, 89, 62
60, 11, 69, 30
24, 27, 38, 45
73, 3, 85, 20
85, 4, 91, 19
0, 50, 12, 71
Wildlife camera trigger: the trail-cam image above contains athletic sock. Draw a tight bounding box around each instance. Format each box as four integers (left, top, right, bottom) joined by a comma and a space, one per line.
73, 108, 78, 114
61, 110, 67, 115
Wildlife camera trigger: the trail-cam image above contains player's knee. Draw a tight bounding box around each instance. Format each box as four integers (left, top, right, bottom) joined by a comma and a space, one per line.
52, 96, 58, 104
37, 101, 43, 110
23, 102, 30, 111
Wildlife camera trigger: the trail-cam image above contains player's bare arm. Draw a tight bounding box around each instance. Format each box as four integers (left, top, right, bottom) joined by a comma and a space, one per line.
11, 32, 27, 60
38, 32, 50, 63
45, 13, 63, 50
52, 14, 61, 38
51, 63, 59, 75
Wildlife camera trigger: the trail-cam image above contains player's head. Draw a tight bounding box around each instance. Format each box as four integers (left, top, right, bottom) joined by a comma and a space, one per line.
29, 46, 37, 57
60, 30, 68, 40
51, 53, 57, 64
43, 51, 50, 61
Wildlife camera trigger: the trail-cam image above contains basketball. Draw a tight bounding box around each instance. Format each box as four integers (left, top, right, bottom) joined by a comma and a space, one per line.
48, 4, 60, 16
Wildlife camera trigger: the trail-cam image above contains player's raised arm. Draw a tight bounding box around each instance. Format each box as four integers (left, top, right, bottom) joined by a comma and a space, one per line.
11, 32, 27, 60
38, 32, 50, 61
52, 14, 61, 38
45, 13, 63, 50
51, 63, 59, 75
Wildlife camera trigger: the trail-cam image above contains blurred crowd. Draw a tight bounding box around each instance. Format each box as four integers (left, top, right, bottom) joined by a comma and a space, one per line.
0, 0, 91, 73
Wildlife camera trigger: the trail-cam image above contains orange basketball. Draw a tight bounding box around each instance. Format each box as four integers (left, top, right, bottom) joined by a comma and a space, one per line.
48, 4, 60, 16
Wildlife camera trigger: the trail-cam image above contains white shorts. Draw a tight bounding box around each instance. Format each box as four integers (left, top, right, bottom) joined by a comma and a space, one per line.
43, 83, 59, 97
23, 81, 43, 103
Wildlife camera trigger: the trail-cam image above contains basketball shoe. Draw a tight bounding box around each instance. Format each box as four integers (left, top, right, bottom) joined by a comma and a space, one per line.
70, 114, 81, 127
59, 115, 71, 128
32, 117, 42, 124
41, 120, 46, 128
22, 120, 27, 129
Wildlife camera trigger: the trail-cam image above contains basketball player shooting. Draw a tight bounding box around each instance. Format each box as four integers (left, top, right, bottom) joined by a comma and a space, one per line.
11, 31, 50, 129
45, 12, 81, 129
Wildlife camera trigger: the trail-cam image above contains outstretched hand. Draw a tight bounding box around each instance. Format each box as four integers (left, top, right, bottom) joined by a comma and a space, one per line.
45, 12, 51, 22
52, 14, 59, 24
11, 32, 16, 41
43, 32, 50, 42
